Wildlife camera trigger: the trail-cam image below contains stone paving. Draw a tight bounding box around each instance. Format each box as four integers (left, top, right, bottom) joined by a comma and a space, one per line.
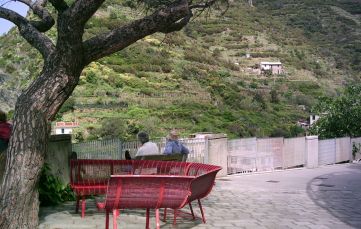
39, 163, 361, 229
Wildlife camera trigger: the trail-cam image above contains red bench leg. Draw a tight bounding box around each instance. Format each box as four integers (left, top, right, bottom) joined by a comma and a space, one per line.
163, 208, 167, 222
75, 196, 80, 214
105, 210, 109, 229
113, 209, 119, 229
146, 208, 150, 229
155, 209, 160, 229
189, 202, 195, 220
198, 199, 206, 223
173, 209, 178, 225
81, 196, 86, 218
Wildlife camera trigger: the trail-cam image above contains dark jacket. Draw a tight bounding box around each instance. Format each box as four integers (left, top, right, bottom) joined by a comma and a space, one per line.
0, 122, 12, 152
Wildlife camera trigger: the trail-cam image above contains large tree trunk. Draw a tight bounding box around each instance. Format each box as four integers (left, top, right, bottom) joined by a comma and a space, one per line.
0, 108, 49, 228
0, 56, 82, 228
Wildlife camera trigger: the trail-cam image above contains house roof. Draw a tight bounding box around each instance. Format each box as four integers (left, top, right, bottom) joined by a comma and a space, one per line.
260, 61, 282, 65
55, 122, 79, 128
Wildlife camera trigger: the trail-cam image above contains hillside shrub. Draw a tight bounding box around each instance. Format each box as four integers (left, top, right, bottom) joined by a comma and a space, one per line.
184, 48, 216, 65
86, 71, 98, 84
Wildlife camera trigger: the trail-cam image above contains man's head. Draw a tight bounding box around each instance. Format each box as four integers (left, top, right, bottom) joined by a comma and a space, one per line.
137, 132, 149, 144
168, 130, 179, 140
0, 110, 6, 122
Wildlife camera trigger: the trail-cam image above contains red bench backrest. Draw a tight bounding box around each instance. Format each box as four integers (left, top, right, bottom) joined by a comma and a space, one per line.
131, 160, 190, 175
70, 159, 133, 185
104, 175, 194, 209
187, 163, 222, 201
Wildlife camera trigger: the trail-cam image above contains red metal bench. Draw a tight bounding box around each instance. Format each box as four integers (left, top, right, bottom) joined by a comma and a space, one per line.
70, 159, 222, 226
97, 175, 194, 229
70, 160, 190, 217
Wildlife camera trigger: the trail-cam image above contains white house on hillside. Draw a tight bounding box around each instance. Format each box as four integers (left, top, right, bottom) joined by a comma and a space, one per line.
54, 121, 79, 135
260, 61, 283, 75
309, 114, 320, 126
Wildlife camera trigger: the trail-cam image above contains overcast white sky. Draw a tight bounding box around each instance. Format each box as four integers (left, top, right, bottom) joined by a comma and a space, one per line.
0, 1, 28, 35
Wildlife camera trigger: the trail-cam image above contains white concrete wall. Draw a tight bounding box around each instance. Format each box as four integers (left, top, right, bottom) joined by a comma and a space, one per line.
306, 136, 319, 168
318, 139, 336, 165
283, 137, 306, 168
208, 136, 228, 177
336, 137, 351, 163
47, 134, 72, 184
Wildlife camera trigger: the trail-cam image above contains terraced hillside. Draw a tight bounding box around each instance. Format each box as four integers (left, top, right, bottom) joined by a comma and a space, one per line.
0, 0, 359, 141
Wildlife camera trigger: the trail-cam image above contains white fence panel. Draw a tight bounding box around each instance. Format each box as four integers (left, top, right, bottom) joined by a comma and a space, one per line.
72, 138, 123, 159
255, 155, 274, 172
283, 137, 305, 168
227, 138, 257, 174
318, 139, 336, 165
180, 138, 206, 163
228, 138, 257, 157
121, 140, 141, 158
257, 138, 283, 169
336, 137, 351, 163
122, 138, 206, 162
227, 156, 257, 174
351, 137, 361, 161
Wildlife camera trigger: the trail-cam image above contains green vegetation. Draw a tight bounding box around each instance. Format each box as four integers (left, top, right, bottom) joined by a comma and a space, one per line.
310, 84, 361, 139
38, 164, 75, 206
1, 0, 360, 140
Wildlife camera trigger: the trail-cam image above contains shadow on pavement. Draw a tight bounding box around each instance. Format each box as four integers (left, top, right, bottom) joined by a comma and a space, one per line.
306, 164, 361, 229
39, 199, 203, 228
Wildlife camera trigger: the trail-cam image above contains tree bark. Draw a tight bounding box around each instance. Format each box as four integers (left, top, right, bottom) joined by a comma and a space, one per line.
0, 109, 48, 228
0, 53, 82, 228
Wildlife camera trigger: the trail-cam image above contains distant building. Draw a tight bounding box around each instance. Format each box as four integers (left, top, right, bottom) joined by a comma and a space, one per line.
54, 122, 79, 135
309, 114, 320, 126
297, 119, 309, 129
260, 61, 283, 75
298, 105, 306, 111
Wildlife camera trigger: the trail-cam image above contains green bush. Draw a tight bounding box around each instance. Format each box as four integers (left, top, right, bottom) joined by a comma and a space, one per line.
38, 164, 75, 206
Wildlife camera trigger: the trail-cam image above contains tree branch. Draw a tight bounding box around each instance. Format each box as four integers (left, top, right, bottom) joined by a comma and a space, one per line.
0, 6, 55, 58
16, 0, 55, 32
83, 0, 190, 64
67, 0, 105, 26
48, 0, 68, 13
159, 12, 192, 33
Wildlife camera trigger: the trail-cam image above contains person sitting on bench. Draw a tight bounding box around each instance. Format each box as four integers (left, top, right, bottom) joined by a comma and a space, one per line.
135, 132, 159, 157
164, 130, 189, 155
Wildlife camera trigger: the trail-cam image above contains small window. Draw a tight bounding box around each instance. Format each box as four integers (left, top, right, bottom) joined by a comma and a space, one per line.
61, 128, 65, 134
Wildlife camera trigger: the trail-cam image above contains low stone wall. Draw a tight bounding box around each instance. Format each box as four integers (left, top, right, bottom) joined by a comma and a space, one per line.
0, 134, 72, 184
46, 134, 72, 184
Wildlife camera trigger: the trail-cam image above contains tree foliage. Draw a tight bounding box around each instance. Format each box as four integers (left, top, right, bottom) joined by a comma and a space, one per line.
310, 84, 361, 139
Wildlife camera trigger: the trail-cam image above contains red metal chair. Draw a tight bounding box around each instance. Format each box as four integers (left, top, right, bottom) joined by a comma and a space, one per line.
97, 175, 194, 229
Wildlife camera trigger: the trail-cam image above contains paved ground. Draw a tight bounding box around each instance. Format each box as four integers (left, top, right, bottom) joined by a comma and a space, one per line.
39, 163, 361, 229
